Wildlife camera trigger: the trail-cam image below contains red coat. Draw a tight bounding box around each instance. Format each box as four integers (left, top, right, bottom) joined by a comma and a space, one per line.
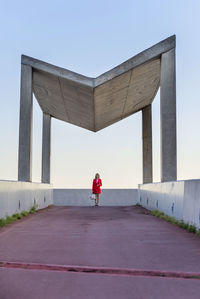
92, 179, 102, 194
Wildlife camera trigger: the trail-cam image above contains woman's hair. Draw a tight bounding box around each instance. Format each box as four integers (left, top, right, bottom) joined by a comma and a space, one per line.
95, 173, 100, 179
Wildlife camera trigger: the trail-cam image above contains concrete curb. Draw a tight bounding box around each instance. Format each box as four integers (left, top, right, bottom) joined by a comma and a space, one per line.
1, 261, 200, 280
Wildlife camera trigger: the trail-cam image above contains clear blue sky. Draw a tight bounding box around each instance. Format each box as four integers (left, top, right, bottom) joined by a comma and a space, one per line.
0, 0, 200, 188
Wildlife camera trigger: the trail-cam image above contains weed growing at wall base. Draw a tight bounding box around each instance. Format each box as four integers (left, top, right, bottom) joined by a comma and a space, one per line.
0, 205, 38, 228
29, 205, 37, 214
0, 218, 6, 227
151, 209, 199, 235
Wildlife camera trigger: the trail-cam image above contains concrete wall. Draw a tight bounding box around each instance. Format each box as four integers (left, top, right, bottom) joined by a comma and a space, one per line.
53, 189, 138, 206
0, 180, 53, 218
138, 180, 200, 229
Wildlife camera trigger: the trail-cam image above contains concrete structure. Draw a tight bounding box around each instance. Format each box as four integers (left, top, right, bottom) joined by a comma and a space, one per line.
18, 35, 177, 184
160, 48, 177, 182
0, 180, 53, 219
142, 104, 152, 183
53, 189, 138, 206
2, 33, 200, 298
18, 64, 33, 182
42, 113, 51, 184
138, 179, 200, 229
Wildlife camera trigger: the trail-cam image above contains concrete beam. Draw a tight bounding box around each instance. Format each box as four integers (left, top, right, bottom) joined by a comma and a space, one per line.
22, 55, 93, 88
42, 113, 51, 184
95, 35, 175, 86
142, 105, 153, 184
160, 48, 177, 182
18, 64, 33, 182
22, 35, 175, 88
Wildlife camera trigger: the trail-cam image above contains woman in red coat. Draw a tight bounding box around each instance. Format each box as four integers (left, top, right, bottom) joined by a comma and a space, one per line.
92, 173, 102, 207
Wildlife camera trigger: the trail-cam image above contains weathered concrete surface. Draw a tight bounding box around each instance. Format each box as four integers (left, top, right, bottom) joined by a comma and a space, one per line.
142, 104, 152, 183
32, 58, 160, 132
18, 64, 33, 182
139, 179, 200, 229
0, 205, 200, 298
53, 189, 138, 206
42, 113, 51, 184
160, 48, 177, 182
94, 59, 160, 131
0, 180, 53, 218
22, 36, 175, 132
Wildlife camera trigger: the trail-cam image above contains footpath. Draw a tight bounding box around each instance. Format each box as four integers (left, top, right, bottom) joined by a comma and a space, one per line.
0, 205, 200, 298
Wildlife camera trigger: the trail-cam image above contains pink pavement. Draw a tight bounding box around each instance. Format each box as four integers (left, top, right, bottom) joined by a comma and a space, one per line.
0, 205, 200, 298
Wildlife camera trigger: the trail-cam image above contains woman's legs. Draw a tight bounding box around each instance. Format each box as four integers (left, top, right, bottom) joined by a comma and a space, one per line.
95, 194, 99, 206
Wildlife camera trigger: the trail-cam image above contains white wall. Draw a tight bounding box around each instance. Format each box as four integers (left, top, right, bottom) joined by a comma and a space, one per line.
2, 180, 200, 230
53, 189, 138, 206
0, 180, 53, 218
138, 179, 200, 229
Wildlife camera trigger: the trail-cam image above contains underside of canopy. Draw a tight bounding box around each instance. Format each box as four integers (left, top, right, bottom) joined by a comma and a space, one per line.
21, 35, 175, 132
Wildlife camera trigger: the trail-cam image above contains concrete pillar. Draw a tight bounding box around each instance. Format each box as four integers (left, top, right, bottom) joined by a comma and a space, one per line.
142, 104, 153, 184
18, 64, 33, 182
160, 48, 177, 182
42, 113, 51, 184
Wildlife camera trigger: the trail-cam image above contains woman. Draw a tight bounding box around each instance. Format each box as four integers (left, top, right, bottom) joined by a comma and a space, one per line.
92, 173, 102, 207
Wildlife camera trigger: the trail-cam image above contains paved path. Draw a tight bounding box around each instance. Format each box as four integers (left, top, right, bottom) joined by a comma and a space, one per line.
1, 206, 200, 298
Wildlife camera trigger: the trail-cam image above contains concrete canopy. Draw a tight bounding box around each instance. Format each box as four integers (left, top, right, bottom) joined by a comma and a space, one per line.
22, 35, 175, 132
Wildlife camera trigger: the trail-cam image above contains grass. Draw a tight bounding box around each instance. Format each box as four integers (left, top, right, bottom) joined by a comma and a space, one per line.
29, 205, 37, 214
0, 218, 6, 227
151, 209, 199, 236
13, 213, 23, 220
21, 211, 29, 217
0, 205, 38, 228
